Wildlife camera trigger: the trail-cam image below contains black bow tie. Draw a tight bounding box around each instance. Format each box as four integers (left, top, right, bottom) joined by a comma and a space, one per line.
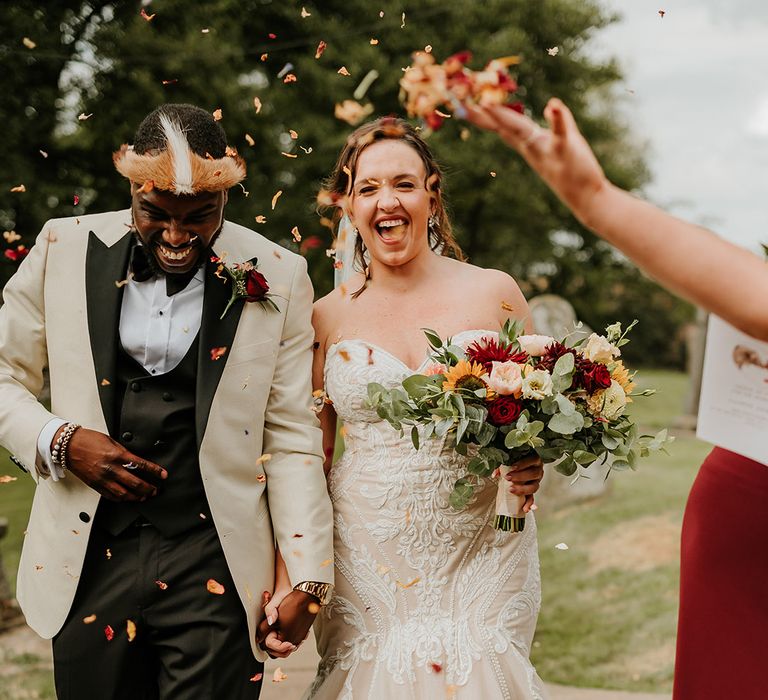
128, 239, 201, 297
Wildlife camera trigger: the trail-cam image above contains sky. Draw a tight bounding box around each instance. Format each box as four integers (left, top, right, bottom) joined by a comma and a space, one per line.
589, 0, 768, 253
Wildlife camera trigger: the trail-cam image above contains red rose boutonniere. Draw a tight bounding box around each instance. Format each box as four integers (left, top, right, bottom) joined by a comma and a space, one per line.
212, 255, 279, 319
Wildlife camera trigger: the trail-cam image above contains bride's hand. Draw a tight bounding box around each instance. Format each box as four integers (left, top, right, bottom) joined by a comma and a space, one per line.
503, 454, 544, 513
463, 98, 608, 226
257, 590, 297, 659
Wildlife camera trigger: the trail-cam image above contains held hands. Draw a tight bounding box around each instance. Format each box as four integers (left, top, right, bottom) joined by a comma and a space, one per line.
500, 453, 544, 514
58, 426, 167, 501
463, 98, 608, 225
257, 588, 320, 659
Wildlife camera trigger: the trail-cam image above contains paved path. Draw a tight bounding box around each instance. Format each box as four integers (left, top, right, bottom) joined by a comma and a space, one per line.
0, 625, 670, 699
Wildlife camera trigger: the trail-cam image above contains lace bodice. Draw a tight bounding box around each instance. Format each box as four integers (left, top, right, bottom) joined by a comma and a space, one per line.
308, 330, 546, 700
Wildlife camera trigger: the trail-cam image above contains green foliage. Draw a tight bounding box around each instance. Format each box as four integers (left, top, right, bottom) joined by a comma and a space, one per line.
0, 0, 691, 367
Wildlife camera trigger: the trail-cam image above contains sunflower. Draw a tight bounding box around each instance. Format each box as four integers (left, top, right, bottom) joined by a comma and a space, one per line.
442, 359, 495, 398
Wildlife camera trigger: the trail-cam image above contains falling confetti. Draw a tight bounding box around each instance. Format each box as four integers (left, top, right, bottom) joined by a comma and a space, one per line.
315, 40, 327, 59
300, 145, 313, 154
22, 37, 36, 49
260, 53, 268, 61
100, 378, 111, 386
0, 476, 18, 484
83, 614, 97, 624
250, 673, 263, 682
284, 73, 297, 83
396, 577, 420, 589
39, 150, 48, 158
490, 172, 497, 178
272, 667, 288, 683
3, 230, 21, 243
555, 542, 569, 550
140, 8, 156, 21
291, 226, 302, 243
104, 625, 115, 641
212, 108, 223, 121
256, 454, 272, 465
106, 549, 112, 559
78, 113, 93, 121
301, 7, 311, 18
353, 69, 379, 100
256, 474, 266, 483
370, 38, 379, 45
337, 66, 351, 76
271, 190, 283, 209
162, 79, 179, 85
127, 619, 137, 642
245, 134, 255, 146
253, 97, 262, 114
547, 46, 560, 56
73, 194, 80, 206
255, 215, 267, 223
207, 579, 226, 595
401, 12, 406, 28
289, 129, 298, 139
10, 185, 26, 193
201, 28, 210, 34
210, 346, 228, 361
281, 151, 297, 158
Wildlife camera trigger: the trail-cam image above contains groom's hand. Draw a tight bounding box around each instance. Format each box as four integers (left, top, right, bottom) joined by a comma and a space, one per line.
61, 427, 167, 501
270, 590, 319, 647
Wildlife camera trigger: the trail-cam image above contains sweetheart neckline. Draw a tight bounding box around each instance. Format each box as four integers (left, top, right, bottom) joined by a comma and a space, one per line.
326, 330, 496, 374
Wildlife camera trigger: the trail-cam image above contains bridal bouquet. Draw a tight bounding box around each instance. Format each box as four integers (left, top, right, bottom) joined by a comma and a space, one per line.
399, 50, 522, 130
367, 321, 672, 532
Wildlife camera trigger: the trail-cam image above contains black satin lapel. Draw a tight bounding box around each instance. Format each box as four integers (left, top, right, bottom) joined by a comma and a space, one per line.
86, 230, 133, 437
196, 258, 244, 448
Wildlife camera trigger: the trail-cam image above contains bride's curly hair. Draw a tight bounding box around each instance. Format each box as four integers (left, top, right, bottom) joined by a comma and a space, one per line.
320, 117, 465, 297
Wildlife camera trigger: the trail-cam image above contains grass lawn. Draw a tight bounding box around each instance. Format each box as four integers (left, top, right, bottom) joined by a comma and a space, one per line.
0, 369, 712, 695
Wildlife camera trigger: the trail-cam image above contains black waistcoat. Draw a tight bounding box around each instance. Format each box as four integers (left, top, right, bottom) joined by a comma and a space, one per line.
96, 337, 211, 536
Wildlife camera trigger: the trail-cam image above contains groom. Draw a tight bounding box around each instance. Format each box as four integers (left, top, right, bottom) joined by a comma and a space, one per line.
0, 104, 333, 698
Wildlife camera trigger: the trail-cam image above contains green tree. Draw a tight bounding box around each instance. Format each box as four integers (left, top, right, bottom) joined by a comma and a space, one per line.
1, 0, 692, 366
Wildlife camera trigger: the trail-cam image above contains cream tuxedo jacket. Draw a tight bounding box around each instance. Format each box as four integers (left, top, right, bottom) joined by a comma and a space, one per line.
0, 210, 333, 659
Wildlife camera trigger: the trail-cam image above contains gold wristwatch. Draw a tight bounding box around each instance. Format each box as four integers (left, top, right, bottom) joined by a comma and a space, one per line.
293, 581, 333, 606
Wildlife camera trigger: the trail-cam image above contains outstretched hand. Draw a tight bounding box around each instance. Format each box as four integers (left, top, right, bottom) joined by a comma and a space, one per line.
464, 98, 608, 224
62, 427, 167, 501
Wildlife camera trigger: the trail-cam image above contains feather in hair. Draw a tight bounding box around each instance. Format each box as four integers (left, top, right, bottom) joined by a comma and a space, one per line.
159, 113, 194, 195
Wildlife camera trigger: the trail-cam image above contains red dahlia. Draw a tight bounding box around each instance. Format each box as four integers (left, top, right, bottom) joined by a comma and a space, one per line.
466, 337, 528, 374
487, 396, 523, 426
580, 360, 612, 393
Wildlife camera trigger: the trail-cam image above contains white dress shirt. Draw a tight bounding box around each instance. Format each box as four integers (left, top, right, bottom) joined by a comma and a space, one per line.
36, 268, 205, 479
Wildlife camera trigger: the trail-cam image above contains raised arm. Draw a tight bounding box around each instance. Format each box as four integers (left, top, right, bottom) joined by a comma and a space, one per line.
466, 99, 768, 341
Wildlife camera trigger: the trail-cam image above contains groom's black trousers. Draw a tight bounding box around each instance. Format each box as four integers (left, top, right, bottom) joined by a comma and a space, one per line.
52, 520, 263, 700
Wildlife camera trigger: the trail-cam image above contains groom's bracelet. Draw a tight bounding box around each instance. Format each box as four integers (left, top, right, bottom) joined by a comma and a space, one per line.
51, 423, 81, 472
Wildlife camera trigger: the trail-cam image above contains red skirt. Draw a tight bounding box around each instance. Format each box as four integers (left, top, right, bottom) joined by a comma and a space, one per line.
674, 447, 768, 699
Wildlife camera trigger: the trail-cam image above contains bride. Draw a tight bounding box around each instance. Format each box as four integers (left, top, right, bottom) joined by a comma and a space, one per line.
280, 117, 547, 699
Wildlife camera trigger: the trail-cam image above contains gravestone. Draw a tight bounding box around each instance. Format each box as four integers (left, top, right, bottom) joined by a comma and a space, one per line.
527, 295, 613, 508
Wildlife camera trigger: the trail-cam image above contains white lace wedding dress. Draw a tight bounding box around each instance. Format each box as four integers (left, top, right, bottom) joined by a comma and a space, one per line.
305, 331, 548, 700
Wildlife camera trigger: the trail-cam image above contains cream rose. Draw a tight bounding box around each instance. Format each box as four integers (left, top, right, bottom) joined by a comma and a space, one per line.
516, 334, 555, 357
487, 361, 524, 397
522, 369, 554, 400
582, 333, 621, 364
422, 362, 447, 376
587, 380, 627, 420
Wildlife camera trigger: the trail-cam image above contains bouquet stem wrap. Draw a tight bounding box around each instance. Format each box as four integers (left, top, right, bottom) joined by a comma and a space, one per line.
494, 465, 527, 532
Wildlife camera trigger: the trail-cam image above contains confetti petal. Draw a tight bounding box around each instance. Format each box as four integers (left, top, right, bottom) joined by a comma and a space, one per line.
337, 66, 351, 76
301, 7, 311, 18
291, 226, 302, 243
0, 476, 18, 484
315, 40, 327, 59
253, 97, 262, 114
245, 133, 255, 146
249, 672, 263, 682
212, 108, 223, 121
210, 346, 228, 361
10, 185, 26, 193
555, 542, 569, 550
272, 667, 288, 683
104, 625, 114, 641
207, 579, 226, 595
255, 215, 267, 224
155, 580, 168, 590
22, 37, 36, 49
271, 190, 283, 209
126, 619, 137, 642
83, 614, 97, 624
